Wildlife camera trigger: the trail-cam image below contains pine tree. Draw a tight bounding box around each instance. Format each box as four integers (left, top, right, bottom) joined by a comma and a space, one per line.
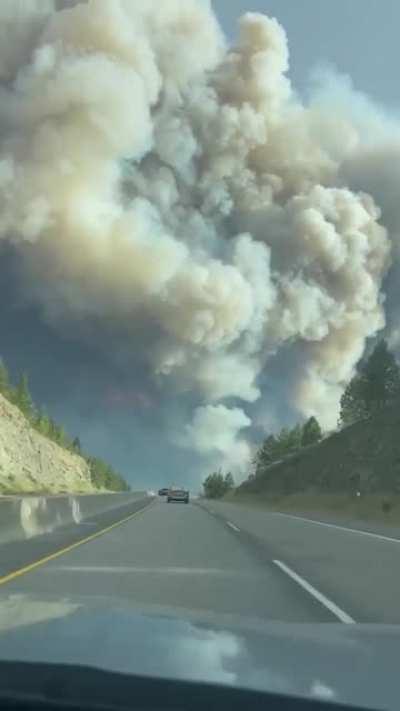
301, 417, 322, 446
48, 418, 59, 442
203, 471, 226, 499
72, 436, 82, 454
361, 339, 400, 411
15, 373, 34, 419
276, 425, 302, 457
57, 425, 66, 446
257, 435, 279, 470
40, 412, 51, 437
339, 375, 368, 426
339, 339, 400, 426
34, 409, 51, 436
0, 360, 9, 397
224, 472, 235, 490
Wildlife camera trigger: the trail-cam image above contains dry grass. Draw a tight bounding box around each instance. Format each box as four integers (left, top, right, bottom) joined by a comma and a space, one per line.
225, 491, 400, 524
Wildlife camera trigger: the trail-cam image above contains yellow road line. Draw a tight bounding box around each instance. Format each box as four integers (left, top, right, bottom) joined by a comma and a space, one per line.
0, 499, 155, 588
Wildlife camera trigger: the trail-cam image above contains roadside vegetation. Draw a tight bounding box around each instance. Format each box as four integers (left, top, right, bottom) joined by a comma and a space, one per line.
203, 339, 400, 517
0, 360, 130, 492
251, 416, 323, 481
338, 339, 400, 426
203, 471, 235, 499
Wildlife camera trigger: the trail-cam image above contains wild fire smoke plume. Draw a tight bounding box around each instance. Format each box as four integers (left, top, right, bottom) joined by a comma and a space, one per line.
0, 0, 397, 478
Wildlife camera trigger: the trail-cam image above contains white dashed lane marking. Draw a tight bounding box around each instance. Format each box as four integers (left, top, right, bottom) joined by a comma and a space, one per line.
273, 559, 355, 624
226, 521, 240, 532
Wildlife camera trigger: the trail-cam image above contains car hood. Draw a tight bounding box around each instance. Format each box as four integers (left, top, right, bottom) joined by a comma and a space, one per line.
0, 593, 397, 710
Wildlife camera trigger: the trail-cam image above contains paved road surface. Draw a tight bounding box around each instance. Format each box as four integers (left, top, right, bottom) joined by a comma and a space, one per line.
0, 498, 399, 623
201, 500, 400, 623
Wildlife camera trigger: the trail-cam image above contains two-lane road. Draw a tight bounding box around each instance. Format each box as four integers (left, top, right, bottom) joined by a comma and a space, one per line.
0, 497, 399, 623
0, 499, 336, 622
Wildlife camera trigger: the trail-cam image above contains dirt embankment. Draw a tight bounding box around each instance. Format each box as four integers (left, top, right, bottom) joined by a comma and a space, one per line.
0, 394, 95, 494
237, 402, 400, 518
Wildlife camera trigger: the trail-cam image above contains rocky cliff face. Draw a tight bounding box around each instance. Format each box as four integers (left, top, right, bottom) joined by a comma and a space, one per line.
0, 394, 95, 494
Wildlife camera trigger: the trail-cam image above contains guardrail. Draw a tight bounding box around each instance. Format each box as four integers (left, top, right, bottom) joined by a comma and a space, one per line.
0, 491, 149, 544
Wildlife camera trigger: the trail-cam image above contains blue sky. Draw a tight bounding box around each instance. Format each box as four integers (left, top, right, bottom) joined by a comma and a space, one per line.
215, 0, 400, 110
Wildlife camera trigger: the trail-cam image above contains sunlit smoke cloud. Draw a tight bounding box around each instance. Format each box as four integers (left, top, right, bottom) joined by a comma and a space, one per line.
0, 0, 396, 479
184, 405, 251, 473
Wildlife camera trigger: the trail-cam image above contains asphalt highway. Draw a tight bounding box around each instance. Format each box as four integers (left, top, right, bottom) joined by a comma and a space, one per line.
0, 497, 399, 623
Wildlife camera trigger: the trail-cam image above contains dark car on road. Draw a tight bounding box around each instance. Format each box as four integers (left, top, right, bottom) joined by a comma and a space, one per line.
167, 486, 189, 504
158, 488, 169, 497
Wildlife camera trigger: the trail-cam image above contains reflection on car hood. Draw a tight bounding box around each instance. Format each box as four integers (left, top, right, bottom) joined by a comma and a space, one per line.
0, 594, 398, 709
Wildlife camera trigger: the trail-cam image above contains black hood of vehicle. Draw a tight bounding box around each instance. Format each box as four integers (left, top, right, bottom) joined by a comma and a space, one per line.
0, 593, 397, 710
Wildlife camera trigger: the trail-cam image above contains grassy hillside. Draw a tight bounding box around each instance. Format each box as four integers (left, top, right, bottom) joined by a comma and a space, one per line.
237, 400, 400, 515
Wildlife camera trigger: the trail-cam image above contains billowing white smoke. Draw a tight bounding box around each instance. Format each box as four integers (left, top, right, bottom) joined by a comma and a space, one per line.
0, 0, 394, 476
184, 405, 252, 475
